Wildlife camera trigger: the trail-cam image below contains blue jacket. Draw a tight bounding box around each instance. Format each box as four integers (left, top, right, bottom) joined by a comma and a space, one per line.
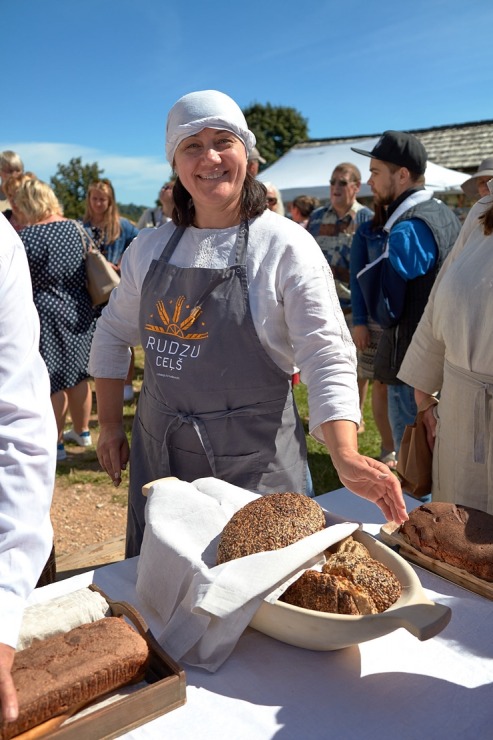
349, 221, 386, 326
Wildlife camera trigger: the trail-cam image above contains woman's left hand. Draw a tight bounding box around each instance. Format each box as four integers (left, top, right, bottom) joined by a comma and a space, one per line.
333, 448, 408, 525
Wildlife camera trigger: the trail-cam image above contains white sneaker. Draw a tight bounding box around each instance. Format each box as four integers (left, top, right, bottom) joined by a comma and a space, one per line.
57, 443, 67, 461
123, 385, 135, 402
63, 428, 92, 447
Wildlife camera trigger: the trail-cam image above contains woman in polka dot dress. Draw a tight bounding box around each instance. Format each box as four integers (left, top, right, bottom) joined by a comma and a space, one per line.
13, 177, 96, 461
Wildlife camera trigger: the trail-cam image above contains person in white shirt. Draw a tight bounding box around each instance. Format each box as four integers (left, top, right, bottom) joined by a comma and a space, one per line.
89, 90, 407, 557
0, 214, 57, 723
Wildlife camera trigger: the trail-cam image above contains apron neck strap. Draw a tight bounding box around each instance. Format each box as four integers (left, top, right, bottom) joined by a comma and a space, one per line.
158, 221, 249, 266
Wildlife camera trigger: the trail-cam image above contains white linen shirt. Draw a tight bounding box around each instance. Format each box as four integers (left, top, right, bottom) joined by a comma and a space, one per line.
89, 209, 359, 441
398, 194, 493, 392
0, 215, 57, 648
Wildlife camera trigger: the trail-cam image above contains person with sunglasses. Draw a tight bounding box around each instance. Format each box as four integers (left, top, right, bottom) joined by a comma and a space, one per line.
263, 181, 285, 216
308, 163, 373, 316
308, 163, 373, 432
137, 180, 175, 229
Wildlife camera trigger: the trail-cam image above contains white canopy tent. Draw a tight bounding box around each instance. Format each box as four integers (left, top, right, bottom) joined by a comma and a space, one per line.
257, 137, 469, 203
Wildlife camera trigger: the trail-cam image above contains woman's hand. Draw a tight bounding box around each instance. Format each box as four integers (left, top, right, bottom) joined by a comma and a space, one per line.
97, 422, 129, 486
94, 378, 129, 486
332, 447, 408, 525
0, 643, 17, 724
415, 389, 438, 452
351, 324, 370, 352
322, 420, 408, 525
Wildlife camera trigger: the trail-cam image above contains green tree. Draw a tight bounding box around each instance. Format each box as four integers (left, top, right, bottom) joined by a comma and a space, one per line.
50, 157, 103, 219
243, 103, 309, 166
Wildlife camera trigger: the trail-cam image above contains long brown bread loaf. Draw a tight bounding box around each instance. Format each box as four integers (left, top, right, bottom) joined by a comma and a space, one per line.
399, 502, 493, 582
0, 617, 150, 740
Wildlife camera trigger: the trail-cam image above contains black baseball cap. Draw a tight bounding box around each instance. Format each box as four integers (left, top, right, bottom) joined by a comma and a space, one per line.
351, 131, 427, 175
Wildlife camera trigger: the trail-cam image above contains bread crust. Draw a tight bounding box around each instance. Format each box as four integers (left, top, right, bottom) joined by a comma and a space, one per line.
1, 617, 149, 740
216, 492, 326, 564
399, 502, 493, 582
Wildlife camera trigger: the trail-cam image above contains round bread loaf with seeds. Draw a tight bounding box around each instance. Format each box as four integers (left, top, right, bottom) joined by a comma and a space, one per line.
216, 492, 326, 564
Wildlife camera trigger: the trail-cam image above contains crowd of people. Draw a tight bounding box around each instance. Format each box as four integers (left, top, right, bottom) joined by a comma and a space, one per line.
1, 90, 493, 722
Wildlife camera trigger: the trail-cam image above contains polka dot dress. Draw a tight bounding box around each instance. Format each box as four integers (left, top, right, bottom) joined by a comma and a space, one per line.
20, 220, 97, 394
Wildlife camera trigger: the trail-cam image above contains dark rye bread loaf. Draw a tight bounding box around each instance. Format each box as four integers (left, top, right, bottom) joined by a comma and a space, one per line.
399, 502, 493, 582
0, 617, 150, 740
216, 492, 326, 564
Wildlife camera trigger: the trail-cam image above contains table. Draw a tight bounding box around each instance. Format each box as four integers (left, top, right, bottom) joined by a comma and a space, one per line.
30, 489, 493, 740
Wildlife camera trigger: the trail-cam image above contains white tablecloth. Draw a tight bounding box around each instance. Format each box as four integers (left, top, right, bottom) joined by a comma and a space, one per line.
30, 489, 493, 740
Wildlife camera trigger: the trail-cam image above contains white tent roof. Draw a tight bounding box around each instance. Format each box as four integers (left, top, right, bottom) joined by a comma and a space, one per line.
257, 137, 469, 202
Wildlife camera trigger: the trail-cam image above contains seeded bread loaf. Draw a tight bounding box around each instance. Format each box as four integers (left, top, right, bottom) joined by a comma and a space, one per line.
216, 492, 326, 564
399, 502, 493, 582
0, 617, 150, 740
281, 537, 401, 615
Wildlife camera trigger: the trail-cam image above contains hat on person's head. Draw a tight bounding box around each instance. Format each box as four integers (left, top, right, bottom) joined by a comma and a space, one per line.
248, 146, 266, 164
351, 131, 428, 175
166, 90, 256, 165
460, 156, 493, 197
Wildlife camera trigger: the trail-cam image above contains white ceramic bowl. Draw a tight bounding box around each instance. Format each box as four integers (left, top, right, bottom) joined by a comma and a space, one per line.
249, 529, 451, 651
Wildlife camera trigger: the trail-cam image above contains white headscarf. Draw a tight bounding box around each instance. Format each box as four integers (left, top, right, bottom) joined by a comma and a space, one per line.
166, 90, 256, 165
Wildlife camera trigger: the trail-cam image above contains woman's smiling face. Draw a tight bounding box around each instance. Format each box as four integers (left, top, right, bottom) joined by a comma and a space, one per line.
173, 128, 247, 226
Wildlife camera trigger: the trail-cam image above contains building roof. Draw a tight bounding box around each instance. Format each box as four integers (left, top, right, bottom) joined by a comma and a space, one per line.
306, 120, 493, 174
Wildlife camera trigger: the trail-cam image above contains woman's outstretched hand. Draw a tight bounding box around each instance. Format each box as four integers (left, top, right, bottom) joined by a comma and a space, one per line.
322, 420, 408, 525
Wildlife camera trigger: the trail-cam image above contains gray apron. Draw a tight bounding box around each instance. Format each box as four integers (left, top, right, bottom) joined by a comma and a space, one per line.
126, 221, 308, 556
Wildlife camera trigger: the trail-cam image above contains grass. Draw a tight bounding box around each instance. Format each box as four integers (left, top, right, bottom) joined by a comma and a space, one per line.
57, 346, 382, 498
293, 382, 382, 496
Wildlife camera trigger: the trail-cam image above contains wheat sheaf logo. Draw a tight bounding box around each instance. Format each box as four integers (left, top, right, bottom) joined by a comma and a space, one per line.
145, 297, 208, 339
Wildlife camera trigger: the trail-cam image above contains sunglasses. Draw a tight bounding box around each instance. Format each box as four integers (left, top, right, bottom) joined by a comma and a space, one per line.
161, 184, 173, 191
267, 197, 277, 205
330, 179, 352, 187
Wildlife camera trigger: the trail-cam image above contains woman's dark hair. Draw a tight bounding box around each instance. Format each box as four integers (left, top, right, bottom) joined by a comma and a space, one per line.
479, 201, 493, 235
172, 172, 267, 226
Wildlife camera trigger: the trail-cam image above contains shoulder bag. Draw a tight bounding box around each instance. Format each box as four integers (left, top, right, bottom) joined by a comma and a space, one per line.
74, 221, 120, 306
396, 396, 438, 499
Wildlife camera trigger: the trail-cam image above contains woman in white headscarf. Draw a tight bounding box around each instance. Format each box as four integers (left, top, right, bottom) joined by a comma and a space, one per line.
89, 90, 407, 557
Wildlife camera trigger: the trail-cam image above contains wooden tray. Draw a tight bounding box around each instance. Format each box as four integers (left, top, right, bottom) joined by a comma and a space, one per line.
13, 586, 186, 740
380, 523, 493, 601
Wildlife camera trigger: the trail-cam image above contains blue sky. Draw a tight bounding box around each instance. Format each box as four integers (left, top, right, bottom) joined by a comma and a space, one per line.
2, 0, 492, 205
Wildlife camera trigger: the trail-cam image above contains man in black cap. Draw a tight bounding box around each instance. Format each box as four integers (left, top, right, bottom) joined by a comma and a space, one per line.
351, 131, 461, 458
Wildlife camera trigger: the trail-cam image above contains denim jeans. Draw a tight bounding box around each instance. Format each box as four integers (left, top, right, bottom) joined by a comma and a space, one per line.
387, 383, 417, 454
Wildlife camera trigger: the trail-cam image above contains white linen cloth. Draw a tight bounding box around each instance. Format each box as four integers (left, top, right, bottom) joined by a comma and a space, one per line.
135, 478, 358, 672
17, 588, 111, 649
88, 209, 360, 442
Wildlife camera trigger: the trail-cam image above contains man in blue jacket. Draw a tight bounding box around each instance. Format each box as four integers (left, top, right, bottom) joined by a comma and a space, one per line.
351, 131, 461, 454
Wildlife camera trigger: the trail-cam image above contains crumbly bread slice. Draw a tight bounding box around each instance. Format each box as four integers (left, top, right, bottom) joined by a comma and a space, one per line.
399, 502, 493, 582
281, 570, 377, 615
1, 617, 149, 740
331, 535, 372, 560
324, 553, 401, 612
216, 492, 325, 564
